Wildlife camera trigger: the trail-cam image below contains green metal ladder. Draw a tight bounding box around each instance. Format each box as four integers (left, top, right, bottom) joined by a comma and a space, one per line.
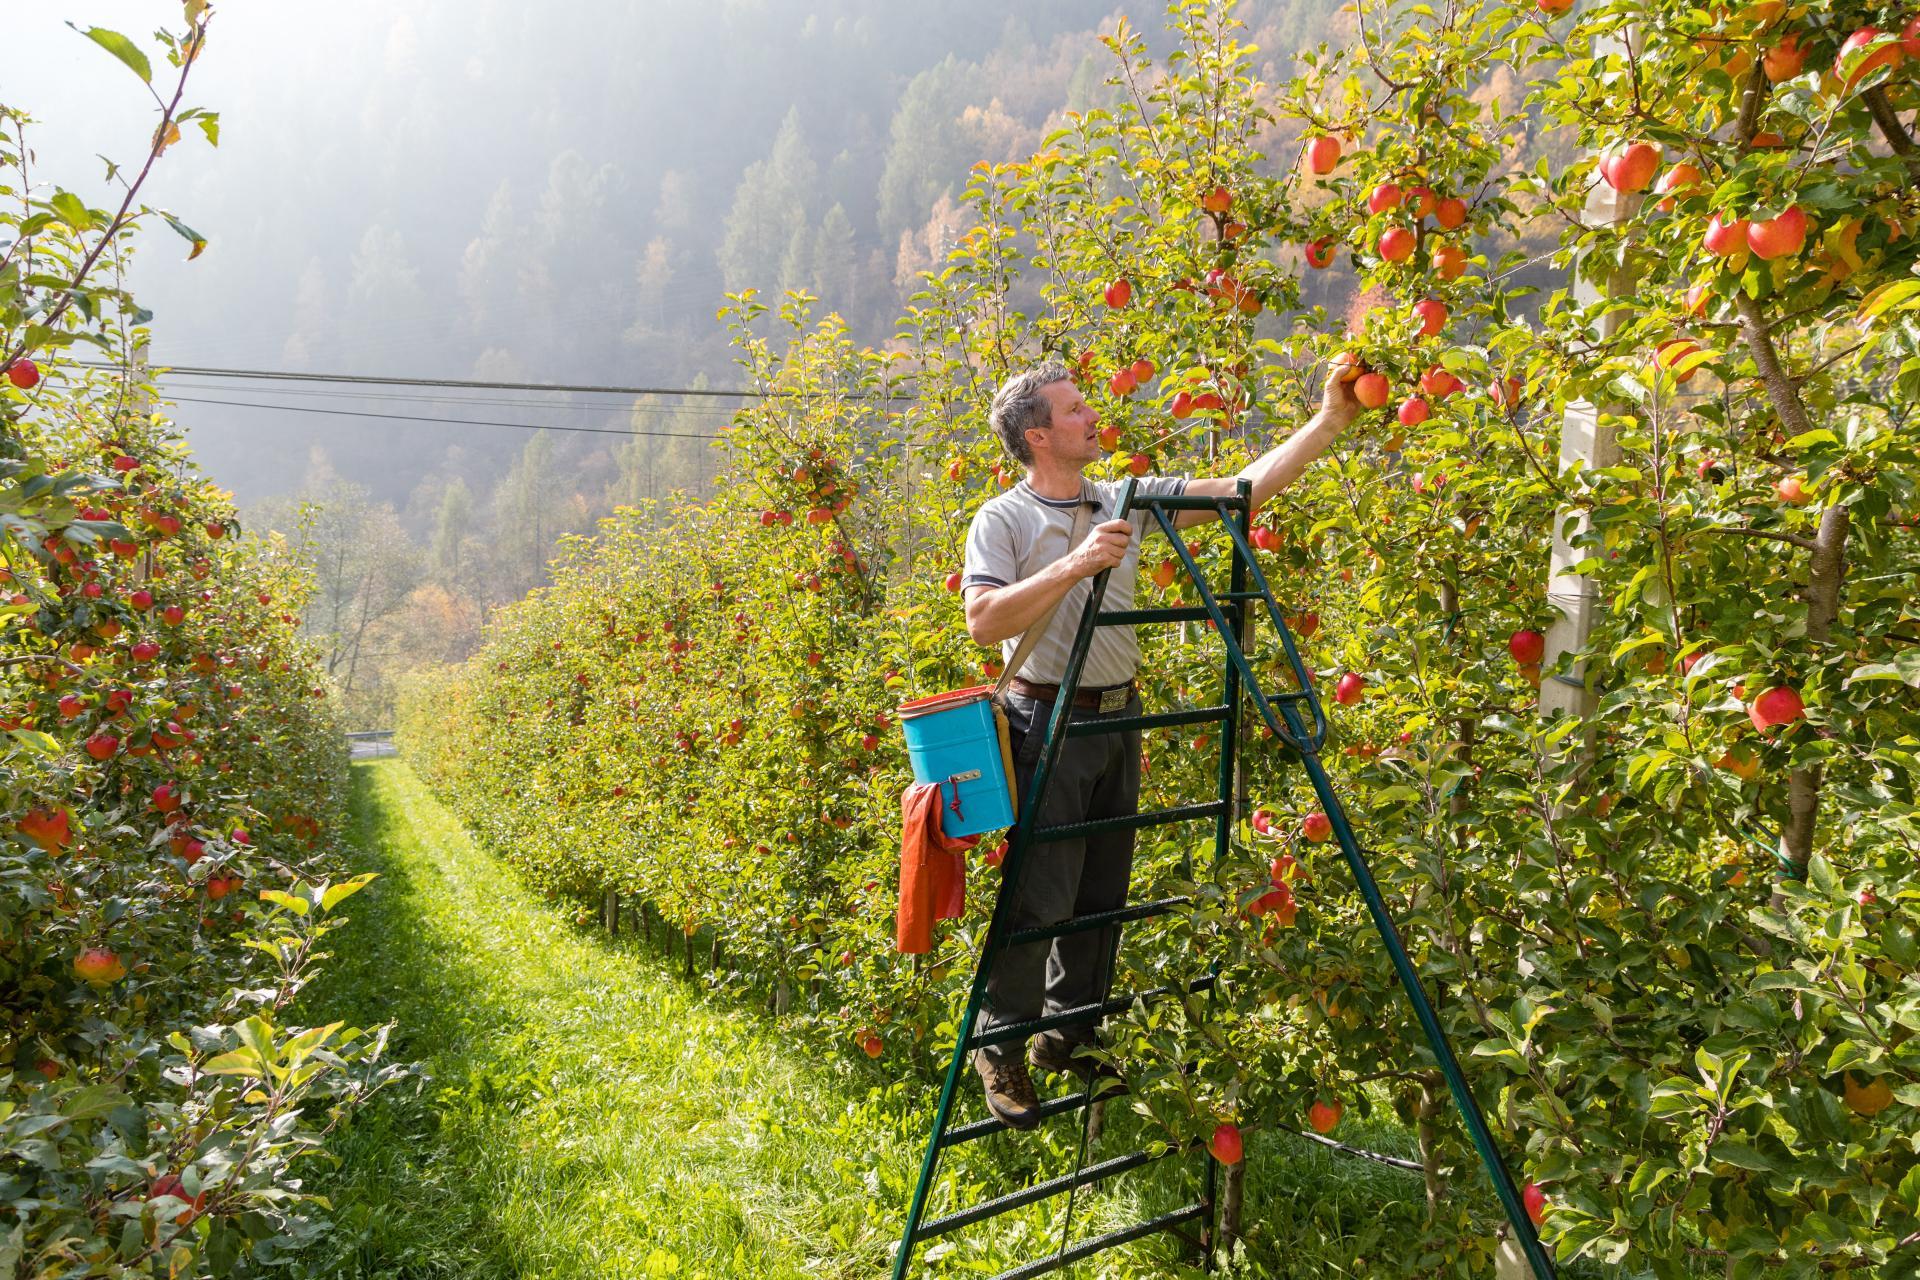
890, 478, 1557, 1280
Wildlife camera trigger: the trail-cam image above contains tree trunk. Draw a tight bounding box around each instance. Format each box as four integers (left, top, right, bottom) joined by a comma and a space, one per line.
1417, 1079, 1447, 1222
1216, 1157, 1244, 1262
1781, 505, 1850, 872
1735, 291, 1848, 876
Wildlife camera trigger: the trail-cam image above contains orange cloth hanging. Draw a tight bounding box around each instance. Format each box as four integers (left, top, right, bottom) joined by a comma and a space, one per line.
896, 781, 979, 954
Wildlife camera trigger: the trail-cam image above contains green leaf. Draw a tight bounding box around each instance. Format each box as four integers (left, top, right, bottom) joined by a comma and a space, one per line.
1845, 652, 1920, 689
49, 192, 92, 232
159, 212, 208, 261
9, 729, 62, 756
257, 889, 310, 916
320, 873, 377, 913
71, 26, 152, 84
1858, 278, 1920, 323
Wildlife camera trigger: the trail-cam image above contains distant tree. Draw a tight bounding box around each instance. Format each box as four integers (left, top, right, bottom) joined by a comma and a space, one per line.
458, 179, 522, 348
811, 203, 858, 303
876, 56, 979, 239
717, 107, 818, 295
429, 476, 473, 581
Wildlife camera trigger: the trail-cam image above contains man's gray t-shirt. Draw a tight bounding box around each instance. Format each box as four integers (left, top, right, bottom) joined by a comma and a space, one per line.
961, 474, 1190, 687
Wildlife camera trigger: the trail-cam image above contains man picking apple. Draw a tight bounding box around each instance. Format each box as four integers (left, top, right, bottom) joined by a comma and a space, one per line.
959, 359, 1359, 1130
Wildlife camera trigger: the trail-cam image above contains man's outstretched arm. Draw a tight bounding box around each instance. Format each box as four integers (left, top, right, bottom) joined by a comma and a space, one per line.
1172, 361, 1362, 528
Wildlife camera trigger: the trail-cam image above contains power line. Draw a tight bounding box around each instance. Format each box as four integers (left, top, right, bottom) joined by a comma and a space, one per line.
161, 377, 746, 417
163, 394, 728, 441
77, 359, 917, 402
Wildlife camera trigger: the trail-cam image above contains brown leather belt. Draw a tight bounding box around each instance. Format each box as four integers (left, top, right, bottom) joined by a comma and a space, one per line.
1009, 676, 1136, 713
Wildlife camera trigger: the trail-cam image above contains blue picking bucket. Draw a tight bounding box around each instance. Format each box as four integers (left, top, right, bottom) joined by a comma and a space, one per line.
898, 684, 1017, 838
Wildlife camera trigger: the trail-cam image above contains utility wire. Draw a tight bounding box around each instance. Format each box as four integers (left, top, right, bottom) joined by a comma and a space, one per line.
163, 394, 727, 441
77, 359, 917, 402
161, 377, 746, 417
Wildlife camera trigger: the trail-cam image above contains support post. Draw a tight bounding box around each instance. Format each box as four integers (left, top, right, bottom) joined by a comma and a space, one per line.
1540, 32, 1637, 725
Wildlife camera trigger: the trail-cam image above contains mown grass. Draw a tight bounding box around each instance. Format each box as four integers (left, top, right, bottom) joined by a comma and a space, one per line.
295, 758, 1537, 1279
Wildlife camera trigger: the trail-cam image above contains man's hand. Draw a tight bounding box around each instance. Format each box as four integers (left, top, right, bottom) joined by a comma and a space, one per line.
1321, 355, 1364, 427
1067, 518, 1133, 579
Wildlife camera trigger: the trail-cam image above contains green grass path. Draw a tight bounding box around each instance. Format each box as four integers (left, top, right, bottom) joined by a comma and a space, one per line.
302, 758, 1499, 1280
302, 758, 910, 1280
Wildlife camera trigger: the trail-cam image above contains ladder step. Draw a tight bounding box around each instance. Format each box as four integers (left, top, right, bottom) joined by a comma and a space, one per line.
1127, 493, 1245, 511
939, 1089, 1093, 1148
1007, 895, 1189, 946
912, 1147, 1171, 1242
966, 976, 1215, 1050
1065, 704, 1228, 737
984, 1202, 1210, 1280
1034, 800, 1224, 842
1096, 606, 1217, 626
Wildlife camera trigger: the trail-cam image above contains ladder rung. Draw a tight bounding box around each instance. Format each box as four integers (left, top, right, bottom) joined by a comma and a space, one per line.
1007, 895, 1189, 946
1220, 590, 1267, 601
912, 1147, 1170, 1242
985, 1202, 1210, 1280
1034, 800, 1224, 843
966, 976, 1216, 1050
1127, 494, 1245, 511
1065, 705, 1228, 737
939, 1090, 1092, 1148
1096, 606, 1216, 626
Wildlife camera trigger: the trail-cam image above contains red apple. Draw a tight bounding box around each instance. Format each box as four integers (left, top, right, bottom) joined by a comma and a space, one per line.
129, 589, 154, 611
1431, 243, 1467, 280
1108, 367, 1138, 397
1130, 357, 1156, 384
1601, 142, 1661, 193
944, 571, 963, 592
5, 358, 41, 389
1837, 28, 1903, 93
1746, 205, 1807, 260
1127, 453, 1152, 477
1764, 34, 1807, 81
1523, 1182, 1548, 1227
1304, 237, 1336, 269
1209, 1122, 1244, 1165
1099, 425, 1123, 450
1201, 185, 1233, 214
1306, 135, 1342, 175
1367, 182, 1403, 214
1406, 185, 1437, 218
1378, 227, 1416, 263
1334, 672, 1365, 705
1656, 338, 1703, 384
1748, 685, 1805, 732
73, 947, 126, 983
1704, 212, 1749, 257
1411, 298, 1448, 338
1104, 277, 1132, 309
1353, 373, 1390, 409
1397, 397, 1430, 427
1419, 366, 1463, 399
1307, 1098, 1343, 1134
1775, 474, 1810, 504
1537, 0, 1573, 14
1251, 808, 1274, 835
1509, 629, 1546, 665
1434, 196, 1467, 229
83, 733, 119, 760
1302, 812, 1333, 843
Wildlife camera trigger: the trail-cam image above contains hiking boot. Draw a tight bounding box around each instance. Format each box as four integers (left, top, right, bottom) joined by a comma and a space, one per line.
974, 1051, 1042, 1131
1029, 1033, 1128, 1098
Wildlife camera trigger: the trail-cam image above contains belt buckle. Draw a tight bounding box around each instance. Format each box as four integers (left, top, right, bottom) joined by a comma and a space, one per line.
1097, 685, 1130, 714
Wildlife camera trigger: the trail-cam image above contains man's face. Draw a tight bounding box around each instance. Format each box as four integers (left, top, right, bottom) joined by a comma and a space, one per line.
1029, 379, 1102, 467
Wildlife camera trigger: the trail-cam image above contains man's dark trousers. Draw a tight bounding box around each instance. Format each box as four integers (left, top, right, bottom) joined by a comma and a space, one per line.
974, 686, 1142, 1067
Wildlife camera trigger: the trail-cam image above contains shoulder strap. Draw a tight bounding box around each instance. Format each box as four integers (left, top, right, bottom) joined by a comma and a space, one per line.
993, 482, 1095, 699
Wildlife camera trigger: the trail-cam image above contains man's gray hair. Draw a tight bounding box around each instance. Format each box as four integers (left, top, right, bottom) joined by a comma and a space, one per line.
989, 361, 1073, 466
